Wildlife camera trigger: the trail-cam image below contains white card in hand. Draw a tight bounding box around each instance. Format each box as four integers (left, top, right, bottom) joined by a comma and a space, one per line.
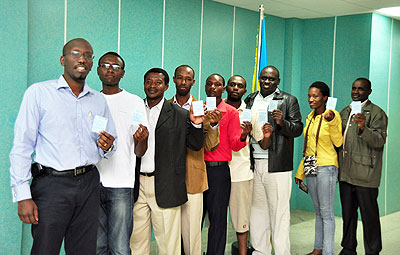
258, 111, 267, 125
268, 100, 278, 112
241, 109, 252, 122
92, 115, 108, 133
131, 108, 145, 126
206, 97, 216, 111
192, 100, 205, 116
326, 97, 337, 110
351, 101, 362, 115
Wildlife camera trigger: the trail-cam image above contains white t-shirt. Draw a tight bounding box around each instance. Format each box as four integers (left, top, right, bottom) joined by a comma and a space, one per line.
97, 90, 148, 188
228, 100, 253, 182
250, 89, 278, 159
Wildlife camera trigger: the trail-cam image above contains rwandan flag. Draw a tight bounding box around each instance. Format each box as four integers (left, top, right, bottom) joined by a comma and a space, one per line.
252, 7, 267, 93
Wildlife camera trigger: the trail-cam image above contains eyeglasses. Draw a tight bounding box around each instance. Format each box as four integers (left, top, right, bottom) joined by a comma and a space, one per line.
66, 50, 94, 61
99, 63, 122, 70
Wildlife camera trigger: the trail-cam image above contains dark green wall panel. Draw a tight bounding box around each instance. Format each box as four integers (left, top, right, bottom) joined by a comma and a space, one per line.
1, 1, 28, 254
164, 0, 202, 100
67, 0, 119, 92
334, 14, 372, 112
233, 7, 258, 94
120, 0, 163, 98
28, 0, 65, 85
200, 0, 234, 99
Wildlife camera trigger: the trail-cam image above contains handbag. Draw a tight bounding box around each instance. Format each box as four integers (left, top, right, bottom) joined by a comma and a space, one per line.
303, 113, 323, 176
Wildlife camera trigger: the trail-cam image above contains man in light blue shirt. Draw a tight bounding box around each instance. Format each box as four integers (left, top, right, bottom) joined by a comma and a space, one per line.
9, 38, 116, 255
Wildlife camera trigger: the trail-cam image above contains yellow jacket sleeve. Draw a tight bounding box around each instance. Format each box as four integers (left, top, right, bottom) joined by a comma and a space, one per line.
295, 159, 306, 181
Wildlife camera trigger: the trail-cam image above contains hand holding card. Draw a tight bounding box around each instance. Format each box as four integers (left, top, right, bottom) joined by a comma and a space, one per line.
268, 100, 278, 112
351, 101, 362, 115
206, 97, 216, 111
241, 109, 252, 122
192, 100, 205, 116
258, 111, 267, 125
326, 97, 337, 110
92, 115, 108, 133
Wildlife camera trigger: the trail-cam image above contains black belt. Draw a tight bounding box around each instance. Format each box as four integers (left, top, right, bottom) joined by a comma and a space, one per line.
140, 171, 155, 177
205, 161, 228, 167
41, 164, 95, 177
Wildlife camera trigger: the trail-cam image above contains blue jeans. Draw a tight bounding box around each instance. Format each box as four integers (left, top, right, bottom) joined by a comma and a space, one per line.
96, 184, 134, 255
306, 165, 338, 255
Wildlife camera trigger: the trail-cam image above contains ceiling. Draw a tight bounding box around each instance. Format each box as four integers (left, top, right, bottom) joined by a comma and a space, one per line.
213, 0, 400, 19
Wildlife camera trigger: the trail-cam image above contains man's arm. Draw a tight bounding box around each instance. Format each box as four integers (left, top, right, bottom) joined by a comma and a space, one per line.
186, 111, 205, 151
9, 86, 40, 224
356, 108, 388, 148
203, 110, 221, 152
134, 124, 149, 157
273, 96, 303, 138
229, 110, 247, 152
258, 123, 274, 150
98, 102, 117, 158
9, 86, 39, 203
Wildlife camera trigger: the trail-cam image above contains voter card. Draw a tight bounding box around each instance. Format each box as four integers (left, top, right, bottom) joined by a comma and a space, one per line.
241, 109, 252, 122
326, 97, 337, 110
206, 97, 216, 111
192, 100, 205, 116
351, 101, 362, 115
258, 111, 267, 125
268, 100, 278, 112
92, 115, 108, 133
131, 108, 145, 127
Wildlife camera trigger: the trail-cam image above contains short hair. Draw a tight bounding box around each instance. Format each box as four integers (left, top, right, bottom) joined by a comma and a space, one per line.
174, 65, 195, 79
206, 73, 225, 86
144, 68, 170, 84
354, 77, 371, 90
62, 38, 92, 56
98, 52, 125, 69
228, 75, 247, 87
309, 81, 330, 97
260, 65, 280, 78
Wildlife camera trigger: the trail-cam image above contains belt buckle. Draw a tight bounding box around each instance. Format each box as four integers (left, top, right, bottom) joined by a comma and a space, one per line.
74, 167, 84, 176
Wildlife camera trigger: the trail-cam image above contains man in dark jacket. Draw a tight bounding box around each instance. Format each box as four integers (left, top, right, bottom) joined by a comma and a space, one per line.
338, 78, 387, 255
245, 65, 302, 255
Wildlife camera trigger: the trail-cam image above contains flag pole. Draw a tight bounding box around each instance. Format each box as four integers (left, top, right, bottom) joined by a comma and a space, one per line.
255, 4, 264, 88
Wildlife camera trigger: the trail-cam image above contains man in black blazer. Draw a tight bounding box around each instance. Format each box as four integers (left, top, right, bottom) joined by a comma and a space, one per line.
130, 68, 205, 255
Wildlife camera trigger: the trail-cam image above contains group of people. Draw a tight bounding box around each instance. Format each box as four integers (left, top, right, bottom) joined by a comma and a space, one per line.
9, 37, 387, 255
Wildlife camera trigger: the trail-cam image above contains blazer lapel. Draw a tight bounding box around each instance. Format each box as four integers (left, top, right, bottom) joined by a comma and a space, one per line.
156, 100, 172, 130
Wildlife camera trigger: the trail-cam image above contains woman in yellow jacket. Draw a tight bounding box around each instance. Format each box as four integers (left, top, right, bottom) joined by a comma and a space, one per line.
295, 82, 343, 255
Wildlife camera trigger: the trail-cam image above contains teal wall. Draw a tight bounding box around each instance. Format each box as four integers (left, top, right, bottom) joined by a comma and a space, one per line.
1, 1, 28, 254
386, 18, 400, 215
2, 0, 399, 253
369, 14, 400, 215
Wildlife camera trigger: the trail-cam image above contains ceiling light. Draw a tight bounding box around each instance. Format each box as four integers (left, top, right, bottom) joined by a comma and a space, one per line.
376, 6, 400, 17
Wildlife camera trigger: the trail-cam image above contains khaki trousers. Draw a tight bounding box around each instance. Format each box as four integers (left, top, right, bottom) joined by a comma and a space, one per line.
181, 192, 203, 255
250, 159, 292, 255
130, 175, 181, 255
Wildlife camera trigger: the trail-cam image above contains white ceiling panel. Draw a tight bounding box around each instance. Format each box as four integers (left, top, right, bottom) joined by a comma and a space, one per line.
212, 0, 400, 19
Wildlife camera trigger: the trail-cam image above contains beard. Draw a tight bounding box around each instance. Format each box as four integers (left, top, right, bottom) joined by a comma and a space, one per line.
227, 95, 241, 102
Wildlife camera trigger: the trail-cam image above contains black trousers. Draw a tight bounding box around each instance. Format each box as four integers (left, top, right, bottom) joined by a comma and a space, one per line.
31, 168, 100, 255
203, 164, 231, 255
339, 181, 382, 255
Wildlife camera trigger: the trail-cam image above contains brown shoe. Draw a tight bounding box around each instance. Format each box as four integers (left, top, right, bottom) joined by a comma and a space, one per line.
306, 249, 323, 255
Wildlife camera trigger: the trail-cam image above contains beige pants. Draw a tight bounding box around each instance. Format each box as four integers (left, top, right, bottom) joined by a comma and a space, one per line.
250, 159, 292, 255
130, 176, 181, 255
181, 192, 203, 255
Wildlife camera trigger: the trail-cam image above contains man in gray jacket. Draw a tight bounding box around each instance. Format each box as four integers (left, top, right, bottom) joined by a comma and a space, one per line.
338, 77, 388, 255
